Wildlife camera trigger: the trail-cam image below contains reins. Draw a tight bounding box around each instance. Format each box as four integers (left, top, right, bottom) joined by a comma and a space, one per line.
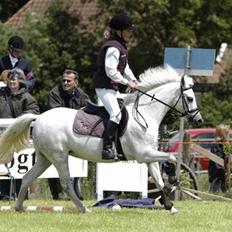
131, 88, 185, 130
134, 88, 187, 117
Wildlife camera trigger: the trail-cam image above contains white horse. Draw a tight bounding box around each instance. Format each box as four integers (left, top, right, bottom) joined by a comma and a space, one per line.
0, 65, 203, 213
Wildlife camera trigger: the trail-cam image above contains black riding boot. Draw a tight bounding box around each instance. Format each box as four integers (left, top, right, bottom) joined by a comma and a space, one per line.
102, 120, 118, 160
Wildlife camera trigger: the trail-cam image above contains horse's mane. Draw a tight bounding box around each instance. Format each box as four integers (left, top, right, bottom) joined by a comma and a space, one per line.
124, 65, 182, 104
138, 65, 181, 91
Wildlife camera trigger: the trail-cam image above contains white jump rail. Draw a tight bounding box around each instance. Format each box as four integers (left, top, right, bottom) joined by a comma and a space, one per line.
96, 161, 148, 200
0, 119, 88, 179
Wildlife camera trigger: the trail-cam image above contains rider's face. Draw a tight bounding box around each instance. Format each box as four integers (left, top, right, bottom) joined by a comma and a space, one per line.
62, 73, 78, 92
9, 46, 23, 58
121, 28, 133, 42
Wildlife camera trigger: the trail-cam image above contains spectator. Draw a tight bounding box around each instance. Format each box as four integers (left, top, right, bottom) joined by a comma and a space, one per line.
0, 35, 36, 92
48, 69, 89, 200
0, 70, 8, 87
0, 67, 40, 200
208, 124, 229, 192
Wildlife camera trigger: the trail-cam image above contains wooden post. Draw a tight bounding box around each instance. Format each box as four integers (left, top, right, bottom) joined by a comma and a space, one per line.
183, 132, 191, 164
225, 154, 232, 192
175, 117, 185, 199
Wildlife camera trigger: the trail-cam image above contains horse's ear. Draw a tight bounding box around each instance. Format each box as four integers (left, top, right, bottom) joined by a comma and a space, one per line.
181, 75, 185, 87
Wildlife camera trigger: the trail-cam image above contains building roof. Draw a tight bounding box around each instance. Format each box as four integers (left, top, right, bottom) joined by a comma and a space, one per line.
5, 0, 52, 27
4, 0, 99, 28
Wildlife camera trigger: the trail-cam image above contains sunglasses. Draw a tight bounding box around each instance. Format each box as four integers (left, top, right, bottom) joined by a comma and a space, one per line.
62, 79, 71, 83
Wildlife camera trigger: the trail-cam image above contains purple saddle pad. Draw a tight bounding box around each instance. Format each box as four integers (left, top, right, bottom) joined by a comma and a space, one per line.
72, 110, 105, 138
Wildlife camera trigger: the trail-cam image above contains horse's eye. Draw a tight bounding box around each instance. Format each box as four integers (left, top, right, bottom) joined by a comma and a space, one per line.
187, 96, 193, 102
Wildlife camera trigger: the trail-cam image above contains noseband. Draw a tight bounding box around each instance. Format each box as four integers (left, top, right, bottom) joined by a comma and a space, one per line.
179, 85, 200, 121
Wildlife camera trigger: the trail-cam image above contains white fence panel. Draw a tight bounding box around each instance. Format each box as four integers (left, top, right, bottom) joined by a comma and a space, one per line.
96, 161, 148, 200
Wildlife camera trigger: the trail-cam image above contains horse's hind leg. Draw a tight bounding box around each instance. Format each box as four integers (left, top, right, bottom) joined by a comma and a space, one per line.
51, 154, 86, 213
15, 151, 51, 211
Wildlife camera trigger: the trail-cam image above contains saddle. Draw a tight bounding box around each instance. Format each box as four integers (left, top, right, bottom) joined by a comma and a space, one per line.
72, 99, 128, 159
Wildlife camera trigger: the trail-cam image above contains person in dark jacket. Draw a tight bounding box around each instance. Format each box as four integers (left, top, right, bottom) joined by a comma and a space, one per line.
48, 69, 89, 200
208, 124, 230, 192
48, 69, 89, 109
0, 67, 40, 200
0, 35, 36, 92
92, 12, 139, 160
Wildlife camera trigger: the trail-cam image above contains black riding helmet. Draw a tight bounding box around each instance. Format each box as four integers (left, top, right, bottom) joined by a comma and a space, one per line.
109, 12, 134, 30
8, 35, 24, 51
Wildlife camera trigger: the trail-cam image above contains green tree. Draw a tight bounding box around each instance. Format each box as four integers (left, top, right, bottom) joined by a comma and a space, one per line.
2, 0, 232, 127
4, 0, 98, 111
0, 0, 29, 22
96, 0, 232, 75
200, 56, 232, 127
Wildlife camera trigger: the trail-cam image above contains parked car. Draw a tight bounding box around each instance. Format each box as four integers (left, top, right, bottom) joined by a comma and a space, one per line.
162, 128, 227, 170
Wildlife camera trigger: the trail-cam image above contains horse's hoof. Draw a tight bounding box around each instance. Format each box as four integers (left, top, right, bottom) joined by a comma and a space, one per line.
168, 154, 176, 163
85, 207, 92, 213
15, 206, 24, 212
170, 206, 178, 214
79, 206, 90, 213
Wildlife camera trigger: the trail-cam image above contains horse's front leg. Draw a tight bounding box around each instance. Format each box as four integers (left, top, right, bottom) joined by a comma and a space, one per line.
148, 162, 178, 213
136, 145, 176, 164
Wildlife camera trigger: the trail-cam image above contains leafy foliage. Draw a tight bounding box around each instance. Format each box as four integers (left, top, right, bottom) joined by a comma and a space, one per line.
0, 0, 98, 111
0, 0, 29, 22
1, 0, 232, 127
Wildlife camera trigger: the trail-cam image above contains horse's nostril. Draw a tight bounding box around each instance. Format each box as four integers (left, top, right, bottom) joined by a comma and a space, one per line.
198, 118, 204, 124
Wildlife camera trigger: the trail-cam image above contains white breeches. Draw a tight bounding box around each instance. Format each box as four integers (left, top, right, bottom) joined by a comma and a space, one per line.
96, 88, 122, 124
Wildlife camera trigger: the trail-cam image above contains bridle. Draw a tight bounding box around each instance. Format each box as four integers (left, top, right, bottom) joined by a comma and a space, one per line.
132, 81, 200, 129
179, 85, 200, 121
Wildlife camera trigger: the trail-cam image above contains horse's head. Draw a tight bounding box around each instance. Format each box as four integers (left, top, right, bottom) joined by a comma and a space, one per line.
131, 66, 203, 127
177, 75, 203, 126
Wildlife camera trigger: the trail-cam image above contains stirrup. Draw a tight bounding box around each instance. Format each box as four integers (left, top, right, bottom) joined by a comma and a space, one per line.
114, 153, 124, 161
102, 148, 116, 160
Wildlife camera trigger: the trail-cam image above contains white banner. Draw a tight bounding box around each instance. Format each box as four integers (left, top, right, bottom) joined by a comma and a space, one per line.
0, 148, 88, 179
0, 120, 88, 179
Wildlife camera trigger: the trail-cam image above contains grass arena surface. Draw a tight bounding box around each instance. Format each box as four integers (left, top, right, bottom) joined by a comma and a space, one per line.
0, 200, 232, 232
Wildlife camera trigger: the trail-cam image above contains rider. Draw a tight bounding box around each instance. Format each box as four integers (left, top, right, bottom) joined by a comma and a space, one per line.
92, 12, 139, 160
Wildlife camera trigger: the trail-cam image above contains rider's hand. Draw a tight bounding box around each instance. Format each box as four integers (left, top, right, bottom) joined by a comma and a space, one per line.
127, 80, 138, 89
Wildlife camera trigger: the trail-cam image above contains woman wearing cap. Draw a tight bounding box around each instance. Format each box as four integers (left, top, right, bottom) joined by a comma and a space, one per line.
0, 35, 36, 92
0, 67, 40, 200
92, 12, 139, 160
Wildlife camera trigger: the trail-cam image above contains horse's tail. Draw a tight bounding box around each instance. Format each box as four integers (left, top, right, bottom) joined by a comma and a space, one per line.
0, 113, 39, 164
